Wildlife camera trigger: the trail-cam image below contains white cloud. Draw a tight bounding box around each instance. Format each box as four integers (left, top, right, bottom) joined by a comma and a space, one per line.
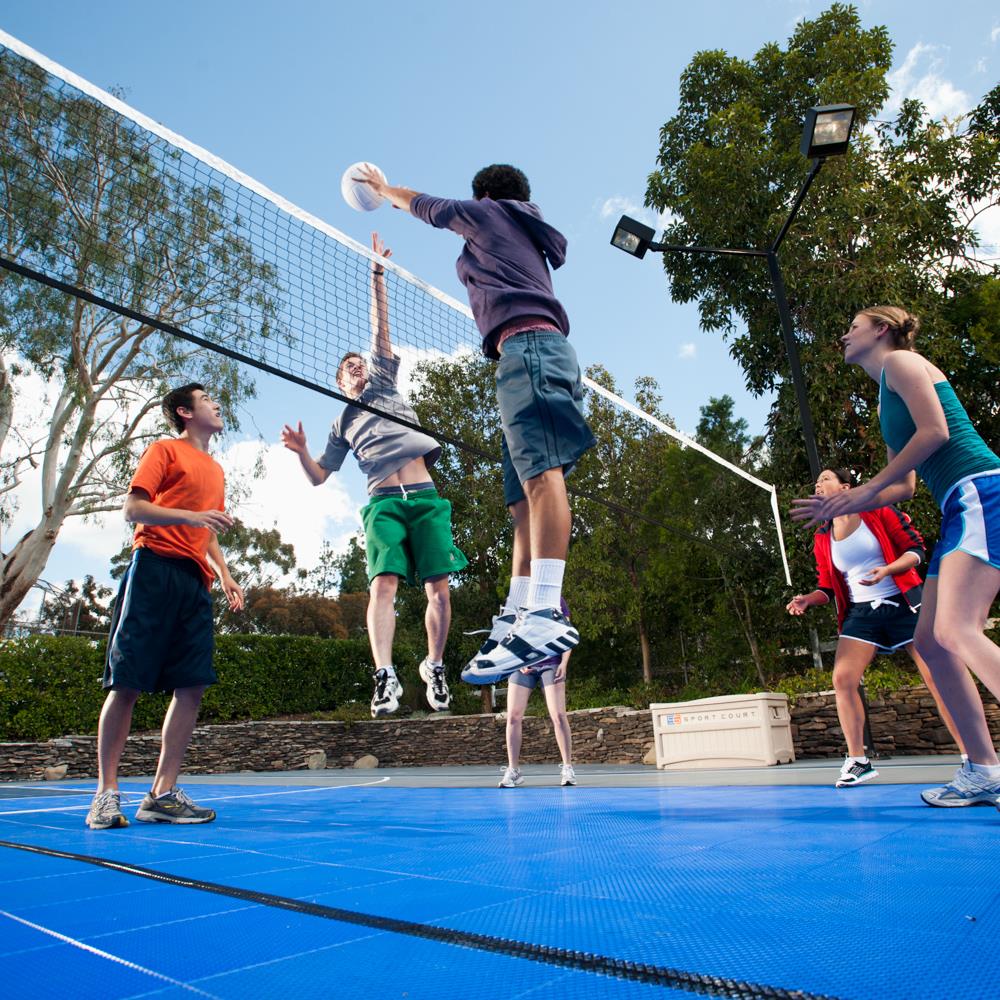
219, 438, 360, 579
678, 343, 697, 361
598, 195, 674, 234
992, 26, 1000, 43
885, 43, 971, 120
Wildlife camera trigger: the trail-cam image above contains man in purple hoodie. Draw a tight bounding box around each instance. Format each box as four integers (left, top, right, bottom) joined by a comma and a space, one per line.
356, 164, 594, 681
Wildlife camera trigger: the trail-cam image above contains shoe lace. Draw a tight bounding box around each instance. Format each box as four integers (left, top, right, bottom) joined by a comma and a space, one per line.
950, 764, 991, 794
374, 670, 390, 700
94, 789, 120, 810
430, 664, 447, 698
170, 787, 196, 807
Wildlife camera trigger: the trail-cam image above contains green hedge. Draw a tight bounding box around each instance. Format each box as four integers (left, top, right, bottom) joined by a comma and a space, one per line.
0, 634, 418, 741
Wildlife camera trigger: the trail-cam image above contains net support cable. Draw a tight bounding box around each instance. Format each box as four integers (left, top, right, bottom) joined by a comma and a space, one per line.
0, 29, 790, 582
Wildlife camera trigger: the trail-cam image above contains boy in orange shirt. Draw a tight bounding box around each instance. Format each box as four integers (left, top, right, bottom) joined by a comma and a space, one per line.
86, 384, 244, 830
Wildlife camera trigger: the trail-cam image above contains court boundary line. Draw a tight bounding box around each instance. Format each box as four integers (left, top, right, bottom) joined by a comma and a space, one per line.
0, 838, 841, 1000
0, 907, 221, 997
0, 777, 390, 817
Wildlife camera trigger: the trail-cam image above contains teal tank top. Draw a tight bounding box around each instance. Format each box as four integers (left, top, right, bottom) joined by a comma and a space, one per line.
879, 369, 1000, 507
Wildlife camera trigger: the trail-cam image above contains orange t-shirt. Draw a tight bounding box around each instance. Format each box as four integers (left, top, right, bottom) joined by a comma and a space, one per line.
130, 438, 225, 589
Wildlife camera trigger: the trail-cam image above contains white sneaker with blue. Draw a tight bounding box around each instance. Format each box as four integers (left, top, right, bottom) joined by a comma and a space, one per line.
921, 762, 1000, 807
463, 606, 579, 684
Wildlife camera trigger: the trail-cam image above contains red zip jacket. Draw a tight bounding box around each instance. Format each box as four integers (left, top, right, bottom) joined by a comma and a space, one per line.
813, 506, 925, 631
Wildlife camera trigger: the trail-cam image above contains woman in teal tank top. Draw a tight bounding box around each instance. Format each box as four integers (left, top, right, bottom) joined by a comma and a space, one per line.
792, 306, 1000, 810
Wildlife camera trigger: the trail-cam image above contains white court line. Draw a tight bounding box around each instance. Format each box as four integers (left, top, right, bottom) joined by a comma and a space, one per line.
0, 909, 221, 997
0, 777, 390, 818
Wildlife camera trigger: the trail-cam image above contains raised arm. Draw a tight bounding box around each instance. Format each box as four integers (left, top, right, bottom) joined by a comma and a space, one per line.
370, 232, 392, 358
354, 165, 419, 213
280, 421, 332, 486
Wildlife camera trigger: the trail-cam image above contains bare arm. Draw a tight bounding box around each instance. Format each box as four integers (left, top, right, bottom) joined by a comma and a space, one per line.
792, 353, 946, 525
785, 590, 831, 615
123, 489, 233, 533
206, 533, 245, 610
280, 421, 331, 486
354, 165, 419, 213
369, 232, 392, 357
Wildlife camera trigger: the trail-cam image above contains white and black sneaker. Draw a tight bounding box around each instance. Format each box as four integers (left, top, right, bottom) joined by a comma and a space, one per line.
498, 766, 523, 788
463, 606, 578, 684
371, 668, 402, 717
418, 658, 451, 711
835, 756, 878, 788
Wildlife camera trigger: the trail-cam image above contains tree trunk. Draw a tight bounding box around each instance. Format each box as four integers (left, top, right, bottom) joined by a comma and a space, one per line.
717, 559, 767, 688
0, 355, 11, 458
638, 616, 652, 684
0, 521, 62, 629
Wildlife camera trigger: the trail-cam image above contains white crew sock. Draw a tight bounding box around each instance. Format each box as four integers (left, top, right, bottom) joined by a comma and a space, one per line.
848, 755, 869, 765
527, 559, 565, 611
969, 761, 1000, 779
375, 664, 396, 676
505, 576, 530, 614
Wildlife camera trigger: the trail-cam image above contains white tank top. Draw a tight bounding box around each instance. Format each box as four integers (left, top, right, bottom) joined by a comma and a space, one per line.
830, 519, 902, 603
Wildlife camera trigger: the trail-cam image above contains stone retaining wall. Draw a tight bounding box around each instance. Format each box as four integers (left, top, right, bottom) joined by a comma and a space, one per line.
4, 685, 998, 781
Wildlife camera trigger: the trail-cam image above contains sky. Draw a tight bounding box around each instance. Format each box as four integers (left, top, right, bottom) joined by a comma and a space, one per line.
2, 0, 998, 615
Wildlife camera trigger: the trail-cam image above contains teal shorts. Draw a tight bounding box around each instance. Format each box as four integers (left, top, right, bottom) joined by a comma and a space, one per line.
360, 488, 469, 585
497, 330, 595, 506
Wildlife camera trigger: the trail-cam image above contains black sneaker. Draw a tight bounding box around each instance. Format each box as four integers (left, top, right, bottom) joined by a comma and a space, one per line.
135, 786, 216, 824
835, 757, 878, 788
371, 667, 402, 717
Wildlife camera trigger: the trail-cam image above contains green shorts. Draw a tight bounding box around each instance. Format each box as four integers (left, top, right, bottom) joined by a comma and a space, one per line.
360, 488, 469, 585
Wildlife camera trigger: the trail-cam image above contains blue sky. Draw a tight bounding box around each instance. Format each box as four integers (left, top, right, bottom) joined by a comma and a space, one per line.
3, 0, 998, 610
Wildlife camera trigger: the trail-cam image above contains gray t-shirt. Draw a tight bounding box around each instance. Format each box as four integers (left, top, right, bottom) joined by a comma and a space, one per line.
318, 352, 442, 493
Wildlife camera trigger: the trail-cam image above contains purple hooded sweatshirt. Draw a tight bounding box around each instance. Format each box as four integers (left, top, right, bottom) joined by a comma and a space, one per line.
410, 194, 570, 360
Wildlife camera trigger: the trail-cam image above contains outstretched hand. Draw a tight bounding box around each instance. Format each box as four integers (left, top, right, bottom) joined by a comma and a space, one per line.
354, 164, 389, 198
281, 421, 308, 454
371, 231, 392, 273
790, 484, 875, 528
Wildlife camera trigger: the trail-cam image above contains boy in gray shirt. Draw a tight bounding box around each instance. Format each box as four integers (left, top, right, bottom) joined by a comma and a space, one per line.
282, 234, 468, 716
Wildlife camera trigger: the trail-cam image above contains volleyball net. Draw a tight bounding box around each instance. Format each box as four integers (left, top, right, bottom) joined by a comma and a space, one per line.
0, 29, 789, 583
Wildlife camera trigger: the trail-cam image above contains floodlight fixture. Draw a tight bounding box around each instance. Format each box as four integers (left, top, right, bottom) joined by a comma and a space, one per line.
800, 104, 856, 160
610, 215, 656, 259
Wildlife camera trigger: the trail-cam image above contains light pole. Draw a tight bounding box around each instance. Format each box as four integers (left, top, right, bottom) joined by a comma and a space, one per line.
611, 104, 857, 481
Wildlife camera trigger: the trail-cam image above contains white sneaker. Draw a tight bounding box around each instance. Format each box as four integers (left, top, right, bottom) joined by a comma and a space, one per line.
461, 608, 518, 685
463, 607, 578, 683
922, 762, 1000, 807
498, 766, 523, 788
560, 764, 577, 787
835, 756, 878, 788
371, 668, 402, 717
418, 658, 451, 711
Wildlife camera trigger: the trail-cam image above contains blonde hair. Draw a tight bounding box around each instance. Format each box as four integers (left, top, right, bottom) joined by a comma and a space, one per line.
859, 306, 920, 350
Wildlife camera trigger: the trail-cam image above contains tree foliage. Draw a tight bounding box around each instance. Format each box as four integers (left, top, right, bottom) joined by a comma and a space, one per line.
0, 50, 278, 628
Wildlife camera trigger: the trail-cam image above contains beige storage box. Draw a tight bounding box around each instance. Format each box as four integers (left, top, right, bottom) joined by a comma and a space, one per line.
650, 693, 795, 769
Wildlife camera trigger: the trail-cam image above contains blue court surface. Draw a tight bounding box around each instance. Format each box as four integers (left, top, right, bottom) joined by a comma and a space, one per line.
1, 776, 998, 999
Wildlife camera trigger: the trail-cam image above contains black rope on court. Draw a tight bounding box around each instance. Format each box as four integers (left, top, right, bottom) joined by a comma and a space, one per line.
0, 838, 841, 1000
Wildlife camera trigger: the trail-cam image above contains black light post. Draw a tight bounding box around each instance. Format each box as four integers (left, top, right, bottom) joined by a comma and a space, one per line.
611, 104, 857, 481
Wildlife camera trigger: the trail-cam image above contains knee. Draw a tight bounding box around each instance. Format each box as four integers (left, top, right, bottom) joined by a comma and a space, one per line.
522, 469, 561, 501
370, 575, 398, 602
425, 581, 450, 611
832, 665, 860, 695
508, 709, 525, 725
931, 621, 964, 655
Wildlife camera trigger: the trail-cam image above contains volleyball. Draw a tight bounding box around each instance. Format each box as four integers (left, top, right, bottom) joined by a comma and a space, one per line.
341, 162, 387, 212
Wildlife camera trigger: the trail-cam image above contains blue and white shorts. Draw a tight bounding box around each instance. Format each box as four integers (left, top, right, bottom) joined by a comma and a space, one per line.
928, 471, 1000, 577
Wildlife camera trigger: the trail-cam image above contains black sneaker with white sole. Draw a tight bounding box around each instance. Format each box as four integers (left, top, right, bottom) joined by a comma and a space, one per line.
371, 667, 402, 717
418, 658, 451, 711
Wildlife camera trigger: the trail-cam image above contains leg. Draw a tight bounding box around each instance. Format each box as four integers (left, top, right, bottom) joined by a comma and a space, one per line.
831, 639, 877, 758
542, 677, 573, 767
150, 685, 207, 797
506, 681, 531, 768
96, 687, 141, 792
522, 468, 571, 562
367, 573, 399, 666
916, 571, 999, 766
905, 642, 966, 755
423, 575, 450, 662
509, 499, 531, 579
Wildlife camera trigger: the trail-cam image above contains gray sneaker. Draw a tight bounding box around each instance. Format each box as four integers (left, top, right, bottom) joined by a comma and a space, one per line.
85, 789, 129, 830
921, 763, 1000, 807
135, 786, 216, 824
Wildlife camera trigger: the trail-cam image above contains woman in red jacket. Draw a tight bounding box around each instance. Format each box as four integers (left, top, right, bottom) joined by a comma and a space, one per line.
787, 467, 964, 787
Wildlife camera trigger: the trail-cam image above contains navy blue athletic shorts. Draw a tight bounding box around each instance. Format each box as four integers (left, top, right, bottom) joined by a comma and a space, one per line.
103, 548, 216, 692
